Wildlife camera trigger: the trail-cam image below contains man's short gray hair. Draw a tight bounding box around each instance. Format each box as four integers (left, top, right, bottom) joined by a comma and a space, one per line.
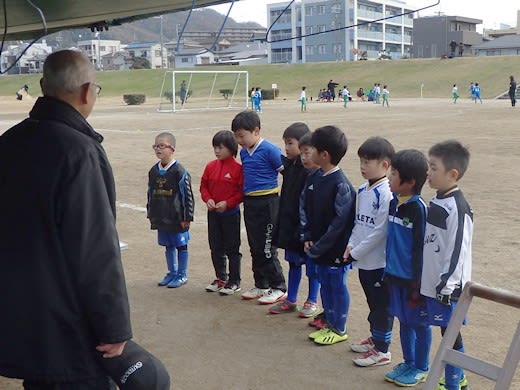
42, 50, 95, 96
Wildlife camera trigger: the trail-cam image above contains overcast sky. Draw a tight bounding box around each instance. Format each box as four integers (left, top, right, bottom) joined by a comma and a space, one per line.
210, 0, 518, 30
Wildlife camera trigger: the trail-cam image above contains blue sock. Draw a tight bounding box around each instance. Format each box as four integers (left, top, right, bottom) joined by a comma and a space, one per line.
307, 276, 320, 304
318, 265, 334, 326
330, 265, 349, 334
177, 249, 189, 278
287, 264, 302, 303
305, 257, 320, 303
415, 324, 432, 372
445, 346, 465, 389
400, 323, 416, 366
165, 246, 177, 275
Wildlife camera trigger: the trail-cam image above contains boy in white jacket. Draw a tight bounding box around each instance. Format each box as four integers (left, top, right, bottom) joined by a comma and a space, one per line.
344, 136, 395, 367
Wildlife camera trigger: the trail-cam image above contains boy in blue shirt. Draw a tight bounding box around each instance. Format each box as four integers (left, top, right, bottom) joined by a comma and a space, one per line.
301, 126, 356, 345
384, 149, 432, 387
231, 110, 287, 304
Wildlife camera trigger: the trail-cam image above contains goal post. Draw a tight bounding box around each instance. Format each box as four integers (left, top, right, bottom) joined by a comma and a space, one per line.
158, 70, 249, 113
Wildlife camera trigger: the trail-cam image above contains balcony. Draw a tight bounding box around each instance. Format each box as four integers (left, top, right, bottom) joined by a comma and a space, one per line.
357, 9, 383, 20
385, 32, 402, 42
357, 30, 383, 40
385, 14, 402, 24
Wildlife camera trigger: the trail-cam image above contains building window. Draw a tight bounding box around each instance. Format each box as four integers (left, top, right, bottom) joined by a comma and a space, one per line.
270, 8, 291, 24
333, 43, 342, 54
317, 44, 326, 54
317, 5, 326, 15
306, 45, 315, 55
155, 50, 161, 57
331, 4, 341, 14
271, 48, 292, 63
181, 58, 189, 63
305, 26, 313, 35
305, 6, 313, 16
318, 25, 326, 32
129, 50, 135, 57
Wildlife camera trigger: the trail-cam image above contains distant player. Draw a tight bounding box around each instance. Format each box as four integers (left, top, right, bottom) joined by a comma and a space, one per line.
451, 84, 459, 104
299, 86, 307, 112
473, 83, 482, 104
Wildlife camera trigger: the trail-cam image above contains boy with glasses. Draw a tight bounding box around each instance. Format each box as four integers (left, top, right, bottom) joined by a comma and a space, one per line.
147, 132, 194, 288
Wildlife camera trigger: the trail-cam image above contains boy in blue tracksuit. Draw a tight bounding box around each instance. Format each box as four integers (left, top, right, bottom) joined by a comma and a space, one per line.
383, 149, 432, 387
301, 126, 356, 345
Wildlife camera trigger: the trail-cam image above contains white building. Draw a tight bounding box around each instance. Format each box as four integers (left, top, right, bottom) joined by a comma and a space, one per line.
267, 0, 414, 63
78, 39, 121, 70
122, 42, 167, 69
1, 40, 52, 74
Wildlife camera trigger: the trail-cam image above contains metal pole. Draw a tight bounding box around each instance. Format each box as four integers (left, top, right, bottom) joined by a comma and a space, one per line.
160, 15, 164, 69
97, 33, 101, 70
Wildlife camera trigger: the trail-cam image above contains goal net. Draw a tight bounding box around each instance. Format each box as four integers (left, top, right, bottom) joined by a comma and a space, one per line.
157, 70, 249, 113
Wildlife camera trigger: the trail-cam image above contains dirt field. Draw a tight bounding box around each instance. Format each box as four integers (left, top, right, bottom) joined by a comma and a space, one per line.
1, 95, 519, 390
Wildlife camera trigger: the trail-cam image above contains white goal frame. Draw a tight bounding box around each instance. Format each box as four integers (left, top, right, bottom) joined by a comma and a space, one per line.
157, 70, 249, 113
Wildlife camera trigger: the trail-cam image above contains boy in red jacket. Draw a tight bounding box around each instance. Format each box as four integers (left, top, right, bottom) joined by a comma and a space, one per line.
200, 130, 244, 295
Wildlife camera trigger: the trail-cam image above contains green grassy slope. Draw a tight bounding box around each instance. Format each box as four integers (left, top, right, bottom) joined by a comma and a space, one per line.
1, 56, 518, 99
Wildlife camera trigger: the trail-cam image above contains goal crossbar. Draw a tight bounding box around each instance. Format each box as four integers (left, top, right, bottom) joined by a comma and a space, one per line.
158, 70, 249, 113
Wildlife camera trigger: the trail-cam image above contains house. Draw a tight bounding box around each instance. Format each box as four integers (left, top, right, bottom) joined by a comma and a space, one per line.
171, 48, 215, 68
122, 42, 167, 69
0, 40, 52, 74
484, 10, 520, 38
473, 35, 520, 56
216, 42, 268, 65
412, 15, 483, 58
101, 51, 130, 71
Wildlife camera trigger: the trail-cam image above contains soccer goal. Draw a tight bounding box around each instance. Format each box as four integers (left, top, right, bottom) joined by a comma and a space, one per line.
157, 70, 249, 113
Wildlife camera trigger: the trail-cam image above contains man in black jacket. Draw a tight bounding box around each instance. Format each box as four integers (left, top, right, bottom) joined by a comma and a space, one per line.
0, 50, 132, 389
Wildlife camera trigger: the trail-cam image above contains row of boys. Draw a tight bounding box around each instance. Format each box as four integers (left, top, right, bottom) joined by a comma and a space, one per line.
146, 110, 473, 390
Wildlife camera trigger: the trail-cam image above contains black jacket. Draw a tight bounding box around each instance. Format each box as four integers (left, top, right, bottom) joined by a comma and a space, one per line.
147, 161, 194, 232
300, 168, 356, 266
273, 155, 308, 253
0, 97, 132, 382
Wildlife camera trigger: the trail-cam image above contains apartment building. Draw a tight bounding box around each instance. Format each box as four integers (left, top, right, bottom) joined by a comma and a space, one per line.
267, 0, 414, 63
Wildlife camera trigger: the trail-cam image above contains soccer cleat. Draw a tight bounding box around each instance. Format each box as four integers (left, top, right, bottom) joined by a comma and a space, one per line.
241, 287, 269, 300
167, 274, 188, 288
309, 313, 327, 329
257, 289, 287, 305
352, 348, 391, 367
351, 337, 375, 353
298, 301, 321, 318
205, 279, 227, 292
219, 283, 241, 296
384, 363, 413, 383
157, 273, 175, 286
313, 328, 348, 345
268, 299, 298, 314
438, 375, 468, 390
308, 327, 330, 340
393, 367, 428, 387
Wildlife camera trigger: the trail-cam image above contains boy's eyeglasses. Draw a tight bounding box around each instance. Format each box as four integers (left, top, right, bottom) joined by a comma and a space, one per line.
152, 144, 173, 150
91, 83, 102, 96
